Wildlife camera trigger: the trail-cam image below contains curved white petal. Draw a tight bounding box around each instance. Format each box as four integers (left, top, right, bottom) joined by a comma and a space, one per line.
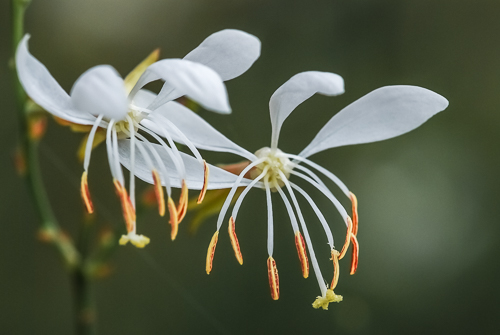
130, 59, 231, 114
15, 35, 96, 125
118, 140, 255, 190
184, 29, 261, 81
142, 101, 256, 161
71, 65, 128, 121
269, 71, 344, 148
299, 85, 449, 158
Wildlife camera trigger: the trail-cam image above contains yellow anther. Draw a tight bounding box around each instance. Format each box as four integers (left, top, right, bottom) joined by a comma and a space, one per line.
113, 179, 136, 233
312, 289, 343, 310
267, 256, 280, 300
177, 180, 189, 223
294, 231, 309, 278
81, 171, 94, 214
197, 160, 209, 204
206, 231, 219, 274
152, 169, 165, 217
228, 217, 243, 265
350, 192, 359, 236
350, 234, 359, 275
330, 249, 340, 290
167, 197, 179, 240
339, 216, 352, 260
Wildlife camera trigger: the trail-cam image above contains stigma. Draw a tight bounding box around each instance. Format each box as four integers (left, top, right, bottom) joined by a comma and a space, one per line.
250, 147, 294, 190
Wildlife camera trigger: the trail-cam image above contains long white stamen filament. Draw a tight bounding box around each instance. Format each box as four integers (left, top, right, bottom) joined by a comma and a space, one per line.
216, 158, 267, 231
137, 124, 186, 180
105, 120, 118, 180
83, 114, 104, 171
264, 177, 274, 257
279, 171, 327, 296
291, 171, 348, 224
153, 114, 204, 164
285, 153, 350, 197
133, 132, 173, 197
275, 186, 299, 232
126, 116, 136, 208
112, 128, 125, 186
294, 164, 326, 188
231, 167, 269, 221
290, 182, 334, 248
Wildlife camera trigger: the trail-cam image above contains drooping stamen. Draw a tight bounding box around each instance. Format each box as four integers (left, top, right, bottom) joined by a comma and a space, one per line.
206, 231, 219, 274
330, 249, 340, 290
285, 153, 351, 197
113, 179, 136, 233
126, 116, 137, 209
216, 158, 267, 231
152, 169, 165, 216
80, 171, 93, 214
177, 180, 189, 223
350, 234, 359, 275
197, 160, 209, 204
295, 232, 309, 278
231, 166, 269, 221
350, 192, 359, 236
267, 256, 280, 300
290, 182, 335, 249
83, 114, 104, 171
167, 197, 179, 240
111, 128, 125, 185
228, 216, 243, 265
339, 216, 352, 260
105, 120, 121, 183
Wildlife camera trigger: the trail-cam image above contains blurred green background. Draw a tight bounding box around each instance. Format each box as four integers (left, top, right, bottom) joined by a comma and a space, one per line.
1, 0, 500, 334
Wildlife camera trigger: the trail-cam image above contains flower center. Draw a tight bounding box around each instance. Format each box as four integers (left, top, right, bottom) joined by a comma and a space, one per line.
251, 147, 294, 190
114, 108, 145, 139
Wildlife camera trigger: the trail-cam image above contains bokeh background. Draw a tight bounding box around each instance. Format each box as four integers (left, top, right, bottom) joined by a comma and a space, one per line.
1, 0, 500, 334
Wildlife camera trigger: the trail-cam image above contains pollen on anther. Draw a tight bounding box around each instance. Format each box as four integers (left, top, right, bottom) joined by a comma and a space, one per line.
206, 231, 219, 274
330, 249, 340, 290
228, 217, 243, 265
350, 192, 359, 236
113, 179, 135, 233
350, 235, 359, 275
177, 180, 188, 222
197, 160, 209, 204
80, 171, 93, 214
167, 197, 179, 240
294, 232, 309, 278
267, 256, 280, 300
152, 170, 165, 217
339, 216, 352, 260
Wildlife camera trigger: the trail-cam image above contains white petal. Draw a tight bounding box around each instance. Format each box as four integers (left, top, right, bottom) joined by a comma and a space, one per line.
184, 29, 261, 81
130, 59, 231, 114
299, 86, 449, 158
118, 140, 253, 190
70, 65, 128, 121
269, 71, 344, 147
15, 35, 96, 125
142, 101, 255, 160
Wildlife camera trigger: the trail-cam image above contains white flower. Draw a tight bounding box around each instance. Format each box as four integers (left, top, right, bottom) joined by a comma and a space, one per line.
16, 29, 261, 247
120, 72, 448, 307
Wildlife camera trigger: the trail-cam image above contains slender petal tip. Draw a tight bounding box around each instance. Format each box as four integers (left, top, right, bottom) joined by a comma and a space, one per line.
312, 289, 343, 310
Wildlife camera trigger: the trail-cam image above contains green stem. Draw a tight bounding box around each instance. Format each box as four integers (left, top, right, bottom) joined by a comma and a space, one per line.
72, 269, 96, 335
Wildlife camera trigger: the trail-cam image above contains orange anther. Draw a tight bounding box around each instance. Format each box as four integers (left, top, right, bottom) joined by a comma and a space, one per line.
294, 232, 309, 278
152, 170, 165, 217
339, 216, 352, 260
80, 171, 94, 214
350, 192, 359, 236
350, 235, 359, 275
267, 256, 280, 300
228, 217, 243, 265
197, 160, 209, 204
206, 231, 219, 274
167, 197, 179, 240
330, 249, 340, 290
113, 179, 136, 233
177, 180, 188, 223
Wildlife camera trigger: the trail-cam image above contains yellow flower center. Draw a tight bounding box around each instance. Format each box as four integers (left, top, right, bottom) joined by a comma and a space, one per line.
250, 147, 293, 190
